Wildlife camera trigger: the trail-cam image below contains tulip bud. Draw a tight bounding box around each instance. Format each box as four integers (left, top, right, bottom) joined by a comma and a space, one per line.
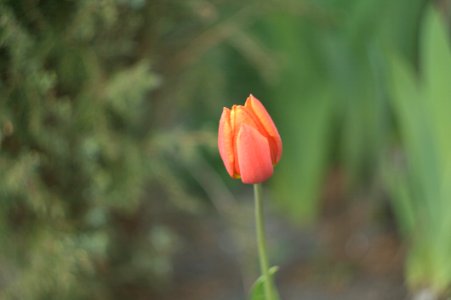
218, 94, 282, 184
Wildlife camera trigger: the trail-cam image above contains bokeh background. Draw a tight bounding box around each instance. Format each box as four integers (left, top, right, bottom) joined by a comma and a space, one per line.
2, 0, 451, 299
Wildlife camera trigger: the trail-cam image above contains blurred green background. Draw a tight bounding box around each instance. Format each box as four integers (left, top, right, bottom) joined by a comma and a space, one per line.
2, 0, 451, 299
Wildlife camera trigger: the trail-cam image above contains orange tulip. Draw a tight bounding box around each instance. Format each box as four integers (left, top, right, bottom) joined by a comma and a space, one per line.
218, 94, 282, 184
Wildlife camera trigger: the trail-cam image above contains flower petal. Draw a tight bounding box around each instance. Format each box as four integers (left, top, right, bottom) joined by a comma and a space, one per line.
245, 94, 282, 164
232, 105, 263, 174
218, 107, 235, 177
233, 105, 260, 132
236, 124, 273, 184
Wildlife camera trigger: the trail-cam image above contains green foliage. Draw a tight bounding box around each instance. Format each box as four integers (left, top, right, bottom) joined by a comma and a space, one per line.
388, 7, 451, 295
257, 0, 423, 222
0, 0, 193, 298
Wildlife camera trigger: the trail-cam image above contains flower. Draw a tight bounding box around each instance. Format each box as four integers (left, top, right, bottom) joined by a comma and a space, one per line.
218, 94, 282, 184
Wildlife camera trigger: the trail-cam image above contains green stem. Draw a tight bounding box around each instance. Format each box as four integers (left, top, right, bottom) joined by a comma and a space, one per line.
254, 183, 276, 300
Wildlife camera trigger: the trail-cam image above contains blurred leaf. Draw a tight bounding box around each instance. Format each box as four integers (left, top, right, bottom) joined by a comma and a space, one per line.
249, 266, 280, 300
106, 61, 160, 122
388, 6, 451, 294
273, 89, 334, 222
421, 6, 451, 163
